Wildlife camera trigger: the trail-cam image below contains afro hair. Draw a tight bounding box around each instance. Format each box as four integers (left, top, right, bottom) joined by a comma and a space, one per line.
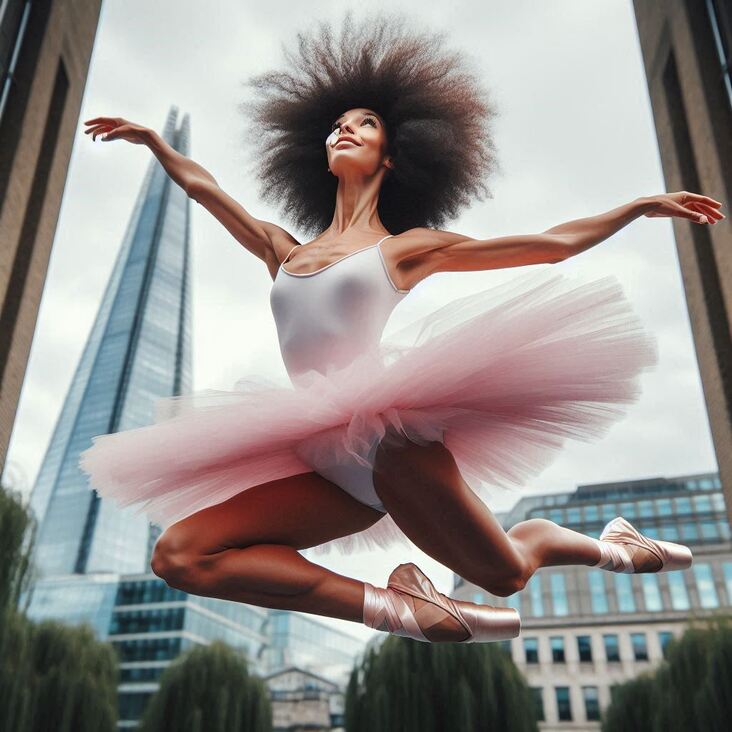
239, 10, 502, 237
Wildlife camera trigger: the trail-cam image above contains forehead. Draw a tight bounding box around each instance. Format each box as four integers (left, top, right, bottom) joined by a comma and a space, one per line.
335, 107, 384, 123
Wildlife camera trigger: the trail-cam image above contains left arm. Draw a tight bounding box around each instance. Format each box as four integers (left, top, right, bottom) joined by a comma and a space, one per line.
419, 192, 722, 276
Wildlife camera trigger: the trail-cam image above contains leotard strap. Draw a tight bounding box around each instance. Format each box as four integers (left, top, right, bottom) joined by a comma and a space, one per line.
281, 245, 299, 266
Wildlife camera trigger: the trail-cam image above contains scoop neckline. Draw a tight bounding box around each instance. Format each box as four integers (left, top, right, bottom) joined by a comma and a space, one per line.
279, 234, 394, 277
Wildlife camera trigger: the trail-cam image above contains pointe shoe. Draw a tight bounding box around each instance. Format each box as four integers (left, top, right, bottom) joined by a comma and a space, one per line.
362, 562, 521, 643
592, 516, 693, 573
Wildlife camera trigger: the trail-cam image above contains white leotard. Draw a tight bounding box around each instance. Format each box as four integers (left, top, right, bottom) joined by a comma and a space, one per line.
269, 233, 408, 511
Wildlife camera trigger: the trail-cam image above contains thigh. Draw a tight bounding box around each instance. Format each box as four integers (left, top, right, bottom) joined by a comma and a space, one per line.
158, 471, 385, 556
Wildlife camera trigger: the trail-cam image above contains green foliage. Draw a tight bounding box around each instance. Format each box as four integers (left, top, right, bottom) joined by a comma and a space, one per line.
0, 483, 118, 731
602, 614, 732, 732
0, 610, 118, 731
138, 640, 272, 732
344, 637, 538, 731
0, 483, 38, 613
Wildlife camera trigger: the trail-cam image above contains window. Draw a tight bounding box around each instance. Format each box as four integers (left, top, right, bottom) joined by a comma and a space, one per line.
658, 631, 673, 659
524, 637, 539, 664
528, 574, 544, 616
603, 633, 620, 662
693, 563, 719, 608
472, 591, 484, 604
529, 687, 545, 722
641, 574, 663, 611
550, 636, 566, 663
667, 572, 690, 610
506, 592, 521, 613
723, 562, 732, 604
577, 635, 593, 662
588, 571, 609, 613
582, 686, 600, 721
550, 573, 569, 616
630, 632, 648, 661
614, 573, 636, 612
555, 686, 572, 721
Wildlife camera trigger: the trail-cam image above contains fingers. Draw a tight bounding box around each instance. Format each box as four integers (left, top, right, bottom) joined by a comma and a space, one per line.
688, 201, 725, 223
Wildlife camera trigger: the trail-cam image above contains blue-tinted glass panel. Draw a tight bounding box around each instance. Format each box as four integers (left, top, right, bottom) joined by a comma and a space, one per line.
639, 500, 654, 517
656, 498, 672, 516
577, 635, 592, 662
550, 573, 569, 616
630, 632, 648, 661
614, 573, 635, 612
667, 572, 690, 610
641, 574, 663, 611
550, 636, 565, 662
658, 631, 673, 659
588, 571, 609, 613
724, 562, 732, 604
583, 686, 600, 721
555, 686, 572, 721
524, 637, 539, 663
528, 574, 544, 617
693, 563, 719, 608
603, 633, 620, 662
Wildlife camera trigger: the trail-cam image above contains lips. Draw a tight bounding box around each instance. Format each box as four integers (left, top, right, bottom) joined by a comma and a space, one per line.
334, 135, 359, 147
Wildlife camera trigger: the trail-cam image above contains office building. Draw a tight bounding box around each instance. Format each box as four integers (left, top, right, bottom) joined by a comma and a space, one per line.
454, 471, 731, 730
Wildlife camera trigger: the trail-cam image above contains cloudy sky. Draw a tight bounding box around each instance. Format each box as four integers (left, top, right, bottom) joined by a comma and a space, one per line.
4, 0, 719, 644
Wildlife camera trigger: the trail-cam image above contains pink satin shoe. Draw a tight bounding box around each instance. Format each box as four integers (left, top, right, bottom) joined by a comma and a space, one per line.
592, 516, 693, 573
362, 562, 521, 643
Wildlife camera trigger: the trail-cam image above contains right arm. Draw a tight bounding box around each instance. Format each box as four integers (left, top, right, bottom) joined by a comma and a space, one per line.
142, 128, 297, 275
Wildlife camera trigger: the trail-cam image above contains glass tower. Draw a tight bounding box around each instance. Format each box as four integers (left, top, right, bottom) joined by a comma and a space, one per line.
29, 105, 193, 578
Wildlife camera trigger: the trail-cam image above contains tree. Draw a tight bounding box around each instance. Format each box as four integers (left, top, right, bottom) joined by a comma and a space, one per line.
138, 640, 272, 732
602, 614, 732, 732
344, 637, 538, 731
0, 483, 118, 732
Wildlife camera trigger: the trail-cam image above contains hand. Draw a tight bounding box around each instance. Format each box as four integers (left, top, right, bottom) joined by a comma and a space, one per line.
642, 191, 725, 225
83, 116, 150, 144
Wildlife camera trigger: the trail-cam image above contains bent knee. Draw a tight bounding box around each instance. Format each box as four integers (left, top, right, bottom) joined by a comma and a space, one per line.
151, 533, 208, 591
477, 561, 530, 598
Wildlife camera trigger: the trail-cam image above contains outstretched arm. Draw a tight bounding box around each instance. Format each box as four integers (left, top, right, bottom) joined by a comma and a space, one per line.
83, 117, 298, 273
417, 192, 724, 276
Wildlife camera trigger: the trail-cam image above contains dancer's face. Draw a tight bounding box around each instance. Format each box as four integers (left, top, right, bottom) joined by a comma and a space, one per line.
325, 107, 394, 179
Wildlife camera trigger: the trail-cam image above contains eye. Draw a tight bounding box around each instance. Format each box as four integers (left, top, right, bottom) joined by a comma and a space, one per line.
330, 116, 378, 131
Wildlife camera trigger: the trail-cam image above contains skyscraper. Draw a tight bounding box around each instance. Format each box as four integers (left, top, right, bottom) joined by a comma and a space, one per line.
29, 105, 193, 578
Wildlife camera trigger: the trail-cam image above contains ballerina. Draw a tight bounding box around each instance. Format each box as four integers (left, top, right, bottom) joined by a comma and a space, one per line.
80, 12, 723, 644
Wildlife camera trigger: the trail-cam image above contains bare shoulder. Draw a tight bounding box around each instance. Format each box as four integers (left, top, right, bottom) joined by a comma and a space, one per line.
390, 227, 476, 289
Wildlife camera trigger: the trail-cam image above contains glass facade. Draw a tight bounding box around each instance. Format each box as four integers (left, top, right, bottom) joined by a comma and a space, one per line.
614, 573, 636, 612
667, 572, 691, 610
29, 106, 194, 578
588, 571, 609, 613
641, 574, 663, 611
693, 563, 720, 608
550, 573, 568, 616
528, 573, 544, 616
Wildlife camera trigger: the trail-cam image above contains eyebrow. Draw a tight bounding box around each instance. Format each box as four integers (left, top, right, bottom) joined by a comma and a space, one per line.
334, 110, 381, 124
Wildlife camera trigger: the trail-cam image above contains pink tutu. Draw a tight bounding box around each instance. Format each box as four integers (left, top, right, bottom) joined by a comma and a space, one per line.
78, 266, 658, 556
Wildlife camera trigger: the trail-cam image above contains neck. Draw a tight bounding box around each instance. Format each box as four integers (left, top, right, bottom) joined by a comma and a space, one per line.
325, 168, 389, 237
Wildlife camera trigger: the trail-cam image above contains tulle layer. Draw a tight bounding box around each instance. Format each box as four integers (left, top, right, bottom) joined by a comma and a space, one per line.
78, 266, 659, 556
